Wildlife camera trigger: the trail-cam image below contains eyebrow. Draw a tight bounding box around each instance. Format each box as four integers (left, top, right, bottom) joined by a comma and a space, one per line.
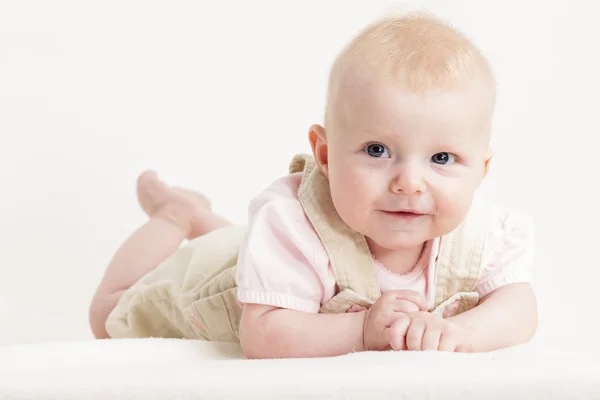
357, 128, 402, 142
357, 128, 476, 153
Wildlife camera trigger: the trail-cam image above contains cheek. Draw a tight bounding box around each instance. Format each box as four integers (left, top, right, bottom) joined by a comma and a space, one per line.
330, 169, 359, 205
328, 164, 381, 223
331, 166, 379, 202
432, 181, 475, 228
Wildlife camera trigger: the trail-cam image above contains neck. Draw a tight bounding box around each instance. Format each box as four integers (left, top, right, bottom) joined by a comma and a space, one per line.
366, 239, 426, 275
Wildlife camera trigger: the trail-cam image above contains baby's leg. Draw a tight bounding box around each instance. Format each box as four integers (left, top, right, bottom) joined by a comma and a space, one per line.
88, 171, 231, 339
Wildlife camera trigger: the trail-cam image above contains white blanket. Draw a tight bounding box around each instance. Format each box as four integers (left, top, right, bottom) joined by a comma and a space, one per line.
0, 339, 598, 399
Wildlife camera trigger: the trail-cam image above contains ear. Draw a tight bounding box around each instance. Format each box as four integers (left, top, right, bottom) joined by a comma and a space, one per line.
308, 124, 329, 177
483, 148, 493, 178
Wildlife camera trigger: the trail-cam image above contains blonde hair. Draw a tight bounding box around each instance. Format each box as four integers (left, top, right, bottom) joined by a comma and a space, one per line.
325, 11, 496, 128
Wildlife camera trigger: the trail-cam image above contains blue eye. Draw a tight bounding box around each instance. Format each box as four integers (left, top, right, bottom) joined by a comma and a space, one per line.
365, 143, 390, 158
431, 152, 456, 165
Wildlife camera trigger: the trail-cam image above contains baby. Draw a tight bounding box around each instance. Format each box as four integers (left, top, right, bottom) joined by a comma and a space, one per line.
89, 11, 537, 358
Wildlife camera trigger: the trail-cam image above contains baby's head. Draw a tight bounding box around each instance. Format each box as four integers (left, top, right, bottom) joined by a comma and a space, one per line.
309, 11, 495, 251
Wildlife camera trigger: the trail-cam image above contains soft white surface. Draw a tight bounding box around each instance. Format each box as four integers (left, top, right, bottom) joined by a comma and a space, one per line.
0, 339, 598, 399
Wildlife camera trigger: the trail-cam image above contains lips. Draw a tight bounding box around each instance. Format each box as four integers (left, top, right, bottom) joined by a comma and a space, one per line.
387, 209, 424, 214
382, 208, 426, 215
380, 210, 427, 219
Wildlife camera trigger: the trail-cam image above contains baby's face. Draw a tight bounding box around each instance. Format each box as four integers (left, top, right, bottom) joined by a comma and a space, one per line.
325, 82, 492, 251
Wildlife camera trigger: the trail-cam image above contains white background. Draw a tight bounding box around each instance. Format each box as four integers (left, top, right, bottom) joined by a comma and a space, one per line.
0, 0, 597, 350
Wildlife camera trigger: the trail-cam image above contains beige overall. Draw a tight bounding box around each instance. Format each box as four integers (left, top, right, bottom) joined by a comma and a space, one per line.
105, 155, 496, 343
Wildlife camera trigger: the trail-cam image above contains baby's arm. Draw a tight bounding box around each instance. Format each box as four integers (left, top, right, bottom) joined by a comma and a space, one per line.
446, 283, 538, 352
239, 290, 429, 358
445, 209, 538, 351
239, 304, 366, 359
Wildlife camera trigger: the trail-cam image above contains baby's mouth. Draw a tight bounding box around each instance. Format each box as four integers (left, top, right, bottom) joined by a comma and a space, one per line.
381, 210, 426, 219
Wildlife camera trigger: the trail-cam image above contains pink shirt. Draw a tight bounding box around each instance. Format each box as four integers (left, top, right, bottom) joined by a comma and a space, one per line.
236, 173, 534, 312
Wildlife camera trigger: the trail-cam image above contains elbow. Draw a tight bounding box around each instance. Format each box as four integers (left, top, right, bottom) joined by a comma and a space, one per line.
241, 344, 277, 360
239, 305, 289, 359
523, 299, 539, 344
239, 323, 288, 360
239, 327, 271, 359
516, 290, 539, 346
239, 319, 267, 359
240, 341, 264, 360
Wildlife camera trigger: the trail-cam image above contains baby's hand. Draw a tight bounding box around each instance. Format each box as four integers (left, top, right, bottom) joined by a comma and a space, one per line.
362, 290, 429, 351
388, 311, 471, 352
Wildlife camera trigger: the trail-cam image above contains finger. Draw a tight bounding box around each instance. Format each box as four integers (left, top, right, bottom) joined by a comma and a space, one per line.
421, 325, 442, 351
438, 332, 458, 352
406, 317, 426, 351
387, 316, 411, 351
393, 299, 420, 314
380, 302, 412, 327
379, 303, 416, 328
390, 290, 429, 311
347, 305, 368, 313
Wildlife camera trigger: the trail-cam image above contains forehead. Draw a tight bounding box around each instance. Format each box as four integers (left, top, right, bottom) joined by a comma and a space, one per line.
335, 79, 491, 144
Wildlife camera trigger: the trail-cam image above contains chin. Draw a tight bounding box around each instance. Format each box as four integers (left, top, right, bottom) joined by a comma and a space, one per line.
369, 233, 426, 251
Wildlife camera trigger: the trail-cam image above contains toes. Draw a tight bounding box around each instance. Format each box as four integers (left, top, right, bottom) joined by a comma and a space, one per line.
136, 170, 169, 215
135, 171, 211, 219
137, 170, 158, 187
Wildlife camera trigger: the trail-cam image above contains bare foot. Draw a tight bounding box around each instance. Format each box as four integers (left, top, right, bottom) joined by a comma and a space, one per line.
136, 170, 223, 239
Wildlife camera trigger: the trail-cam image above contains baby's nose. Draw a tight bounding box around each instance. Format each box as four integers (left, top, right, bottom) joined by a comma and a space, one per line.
390, 164, 424, 194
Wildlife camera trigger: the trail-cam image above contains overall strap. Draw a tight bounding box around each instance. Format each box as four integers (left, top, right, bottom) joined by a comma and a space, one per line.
433, 195, 495, 309
290, 154, 381, 313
